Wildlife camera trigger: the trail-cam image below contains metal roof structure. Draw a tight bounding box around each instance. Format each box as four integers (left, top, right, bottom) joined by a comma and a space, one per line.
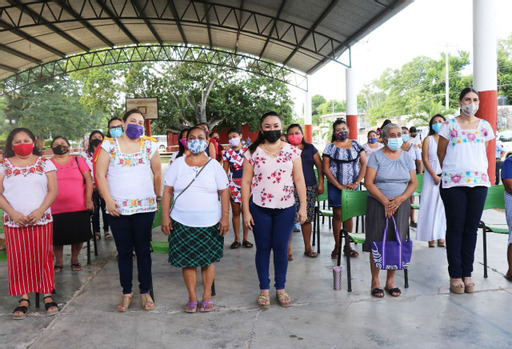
0, 0, 413, 89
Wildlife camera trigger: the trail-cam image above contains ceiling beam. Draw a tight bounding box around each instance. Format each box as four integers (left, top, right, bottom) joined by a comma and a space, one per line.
55, 0, 115, 47
0, 63, 18, 73
282, 0, 339, 65
0, 44, 42, 64
131, 0, 163, 44
94, 0, 139, 44
259, 0, 287, 57
203, 2, 213, 49
233, 0, 245, 53
0, 18, 66, 57
168, 0, 188, 45
6, 0, 90, 52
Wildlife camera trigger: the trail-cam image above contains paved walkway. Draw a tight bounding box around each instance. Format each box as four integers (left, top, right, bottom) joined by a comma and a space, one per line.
1, 209, 512, 349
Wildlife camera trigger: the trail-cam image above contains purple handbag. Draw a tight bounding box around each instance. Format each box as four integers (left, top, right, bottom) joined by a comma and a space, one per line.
371, 216, 412, 270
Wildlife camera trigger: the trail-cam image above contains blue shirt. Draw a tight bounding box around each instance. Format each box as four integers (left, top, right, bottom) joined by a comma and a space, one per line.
501, 156, 512, 179
300, 143, 318, 187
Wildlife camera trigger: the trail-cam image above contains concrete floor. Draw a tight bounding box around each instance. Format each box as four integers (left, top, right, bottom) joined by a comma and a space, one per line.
1, 208, 512, 349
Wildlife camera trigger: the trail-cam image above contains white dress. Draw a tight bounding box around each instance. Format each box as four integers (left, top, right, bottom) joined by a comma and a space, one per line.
416, 136, 446, 241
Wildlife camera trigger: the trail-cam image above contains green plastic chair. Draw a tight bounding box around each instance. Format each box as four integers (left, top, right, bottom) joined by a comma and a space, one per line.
480, 184, 507, 278
411, 173, 424, 210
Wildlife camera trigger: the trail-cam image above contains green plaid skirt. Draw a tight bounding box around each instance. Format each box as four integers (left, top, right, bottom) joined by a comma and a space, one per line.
168, 220, 224, 268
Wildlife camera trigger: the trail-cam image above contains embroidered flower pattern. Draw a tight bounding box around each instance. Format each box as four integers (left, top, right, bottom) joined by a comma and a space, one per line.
447, 119, 491, 147
1, 157, 47, 178
443, 171, 489, 186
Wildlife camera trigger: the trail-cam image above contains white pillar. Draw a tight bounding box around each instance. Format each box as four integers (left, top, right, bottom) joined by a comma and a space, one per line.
473, 0, 498, 182
304, 87, 312, 143
346, 68, 358, 139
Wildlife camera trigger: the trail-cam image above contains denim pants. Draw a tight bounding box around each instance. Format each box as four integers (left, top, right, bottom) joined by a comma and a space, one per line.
92, 190, 109, 233
440, 185, 488, 278
109, 212, 155, 294
250, 200, 296, 290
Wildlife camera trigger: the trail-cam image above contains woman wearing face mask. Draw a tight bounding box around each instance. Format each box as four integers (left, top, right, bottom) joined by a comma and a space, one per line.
50, 136, 94, 272
401, 127, 422, 228
223, 127, 252, 249
364, 123, 417, 298
286, 124, 324, 259
96, 109, 162, 312
161, 126, 230, 313
241, 112, 307, 309
82, 130, 111, 241
169, 128, 190, 165
416, 114, 446, 247
362, 130, 383, 159
90, 117, 123, 183
197, 122, 217, 159
322, 118, 367, 259
0, 128, 59, 319
437, 88, 495, 294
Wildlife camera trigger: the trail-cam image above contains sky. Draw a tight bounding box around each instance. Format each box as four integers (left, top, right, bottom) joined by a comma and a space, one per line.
291, 0, 512, 114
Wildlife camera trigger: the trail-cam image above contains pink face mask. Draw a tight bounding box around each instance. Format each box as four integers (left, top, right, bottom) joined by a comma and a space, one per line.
288, 134, 303, 146
180, 139, 188, 149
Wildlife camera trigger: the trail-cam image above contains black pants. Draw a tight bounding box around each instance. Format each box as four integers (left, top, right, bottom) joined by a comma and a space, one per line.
92, 190, 109, 233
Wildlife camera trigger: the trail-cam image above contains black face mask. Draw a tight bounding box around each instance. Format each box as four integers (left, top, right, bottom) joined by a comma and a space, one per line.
90, 139, 102, 147
52, 145, 69, 155
262, 130, 282, 143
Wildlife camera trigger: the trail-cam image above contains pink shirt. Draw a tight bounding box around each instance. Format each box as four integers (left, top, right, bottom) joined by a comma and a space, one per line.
244, 143, 301, 209
50, 156, 89, 214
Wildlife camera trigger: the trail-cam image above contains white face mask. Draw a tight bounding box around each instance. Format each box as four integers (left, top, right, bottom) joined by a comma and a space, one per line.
461, 103, 479, 116
228, 137, 241, 147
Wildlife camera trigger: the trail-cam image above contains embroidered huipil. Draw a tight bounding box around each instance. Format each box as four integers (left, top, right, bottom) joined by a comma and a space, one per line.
244, 143, 301, 209
438, 118, 495, 188
1, 157, 56, 227
101, 137, 158, 215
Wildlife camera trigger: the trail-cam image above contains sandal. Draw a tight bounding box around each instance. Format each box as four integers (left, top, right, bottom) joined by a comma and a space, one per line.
141, 293, 155, 311
288, 253, 293, 261
304, 250, 318, 258
116, 293, 133, 312
257, 294, 270, 310
437, 240, 445, 247
343, 247, 359, 258
54, 265, 63, 273
13, 298, 30, 320
71, 263, 82, 271
199, 301, 214, 312
450, 279, 465, 294
371, 288, 384, 298
95, 232, 101, 240
242, 240, 253, 248
276, 292, 291, 308
104, 232, 113, 240
184, 302, 197, 313
505, 274, 512, 282
331, 247, 339, 260
230, 241, 241, 249
463, 278, 475, 293
384, 287, 401, 297
428, 241, 436, 248
44, 295, 59, 316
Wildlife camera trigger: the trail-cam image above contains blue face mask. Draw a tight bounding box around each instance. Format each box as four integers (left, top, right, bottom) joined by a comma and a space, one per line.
187, 139, 208, 154
368, 138, 377, 144
432, 122, 442, 133
110, 126, 123, 139
402, 134, 409, 143
387, 137, 403, 151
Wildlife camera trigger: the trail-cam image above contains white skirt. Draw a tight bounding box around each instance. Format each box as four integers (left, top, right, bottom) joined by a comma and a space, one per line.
416, 170, 446, 241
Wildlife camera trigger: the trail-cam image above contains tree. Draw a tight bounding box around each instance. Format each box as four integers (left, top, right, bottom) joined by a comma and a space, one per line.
407, 99, 455, 125
316, 99, 346, 117
311, 94, 326, 125
498, 35, 512, 103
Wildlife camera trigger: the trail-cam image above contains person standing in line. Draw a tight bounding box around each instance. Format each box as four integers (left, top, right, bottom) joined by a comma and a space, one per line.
0, 128, 59, 319
169, 128, 190, 165
96, 109, 162, 311
50, 136, 94, 272
322, 118, 367, 259
362, 130, 384, 160
161, 126, 230, 313
416, 114, 446, 247
438, 87, 495, 294
197, 122, 217, 159
495, 140, 506, 185
401, 126, 422, 228
82, 130, 111, 240
409, 126, 422, 149
241, 112, 307, 309
286, 124, 324, 260
500, 154, 512, 282
223, 127, 253, 249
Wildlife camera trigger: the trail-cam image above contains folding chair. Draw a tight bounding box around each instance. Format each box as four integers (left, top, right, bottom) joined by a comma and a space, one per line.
312, 179, 332, 254
479, 185, 508, 278
411, 173, 424, 211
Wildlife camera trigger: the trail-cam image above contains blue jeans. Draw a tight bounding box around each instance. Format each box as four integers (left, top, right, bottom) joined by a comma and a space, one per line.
440, 186, 487, 278
250, 200, 296, 290
109, 212, 155, 294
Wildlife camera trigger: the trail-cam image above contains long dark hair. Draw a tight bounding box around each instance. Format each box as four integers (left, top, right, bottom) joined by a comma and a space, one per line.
51, 135, 70, 147
123, 108, 144, 121
248, 111, 281, 154
459, 87, 479, 101
4, 127, 41, 158
330, 118, 348, 142
287, 123, 308, 147
107, 117, 122, 137
87, 130, 104, 155
428, 114, 446, 136
176, 128, 189, 159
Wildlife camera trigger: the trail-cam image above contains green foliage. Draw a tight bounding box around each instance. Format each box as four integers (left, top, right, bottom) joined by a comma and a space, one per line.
407, 99, 455, 126
360, 52, 472, 125
311, 94, 326, 125
316, 100, 346, 118
498, 35, 512, 102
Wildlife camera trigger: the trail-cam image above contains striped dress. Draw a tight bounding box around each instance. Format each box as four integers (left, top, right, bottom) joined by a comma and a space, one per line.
1, 157, 56, 296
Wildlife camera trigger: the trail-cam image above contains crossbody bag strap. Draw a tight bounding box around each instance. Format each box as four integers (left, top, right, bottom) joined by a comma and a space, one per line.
170, 158, 213, 213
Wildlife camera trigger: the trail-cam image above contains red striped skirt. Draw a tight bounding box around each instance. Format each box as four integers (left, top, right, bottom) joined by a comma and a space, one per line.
4, 223, 55, 296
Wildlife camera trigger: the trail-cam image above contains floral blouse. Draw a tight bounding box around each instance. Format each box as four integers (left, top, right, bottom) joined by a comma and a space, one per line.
244, 143, 301, 209
438, 118, 495, 188
1, 157, 56, 227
